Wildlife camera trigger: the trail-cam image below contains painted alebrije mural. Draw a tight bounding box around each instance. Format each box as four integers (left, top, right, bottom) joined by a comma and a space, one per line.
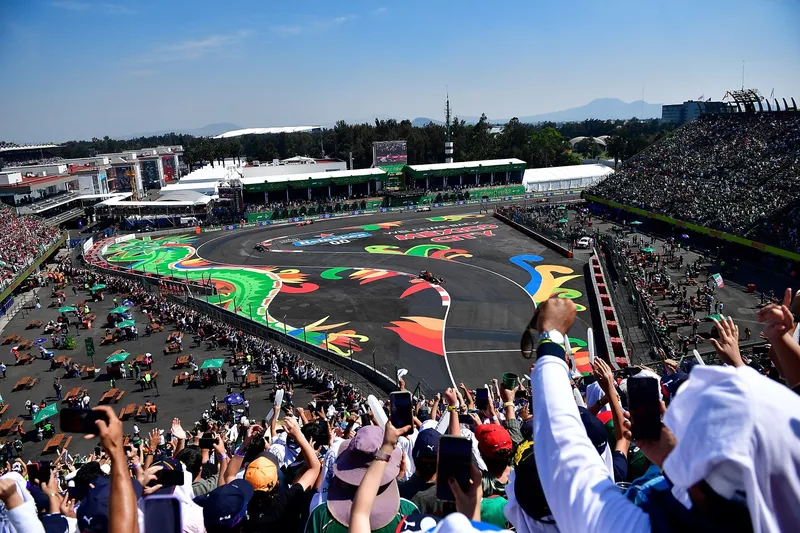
427, 214, 485, 222
509, 254, 586, 311
103, 237, 448, 358
569, 337, 592, 376
344, 221, 403, 231
385, 316, 445, 356
103, 235, 373, 357
364, 244, 472, 260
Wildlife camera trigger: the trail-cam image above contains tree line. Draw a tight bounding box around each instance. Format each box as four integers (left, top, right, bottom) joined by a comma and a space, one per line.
48, 116, 674, 171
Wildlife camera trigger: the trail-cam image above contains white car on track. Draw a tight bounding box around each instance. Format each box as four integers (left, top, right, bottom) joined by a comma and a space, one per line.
576, 236, 592, 249
416, 204, 432, 212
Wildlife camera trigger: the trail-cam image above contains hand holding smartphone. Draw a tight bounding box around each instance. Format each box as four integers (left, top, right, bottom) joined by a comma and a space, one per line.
475, 387, 490, 410
59, 408, 110, 434
436, 436, 472, 501
389, 391, 413, 436
627, 377, 662, 441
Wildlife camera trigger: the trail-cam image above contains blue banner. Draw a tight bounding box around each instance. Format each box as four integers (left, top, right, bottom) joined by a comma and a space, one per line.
379, 208, 390, 213
224, 224, 239, 231
480, 199, 489, 203
349, 210, 363, 216
456, 201, 466, 205
293, 231, 371, 247
320, 213, 333, 219
257, 221, 271, 227
289, 217, 303, 223
524, 194, 533, 199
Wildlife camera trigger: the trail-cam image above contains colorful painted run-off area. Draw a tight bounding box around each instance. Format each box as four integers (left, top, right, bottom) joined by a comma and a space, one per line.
101, 212, 594, 389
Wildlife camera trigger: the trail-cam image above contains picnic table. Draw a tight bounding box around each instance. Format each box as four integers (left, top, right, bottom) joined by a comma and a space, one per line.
26, 320, 43, 330
173, 373, 191, 386
52, 355, 72, 370
173, 355, 191, 369
166, 332, 183, 343
163, 342, 182, 355
119, 403, 138, 421
100, 388, 125, 404
12, 377, 37, 391
0, 418, 19, 436
80, 365, 96, 378
0, 404, 8, 418
230, 352, 246, 365
133, 354, 149, 366
17, 340, 33, 350
100, 333, 116, 346
243, 373, 262, 389
43, 433, 73, 454
63, 387, 84, 403
2, 335, 21, 345
82, 314, 96, 329
15, 353, 35, 366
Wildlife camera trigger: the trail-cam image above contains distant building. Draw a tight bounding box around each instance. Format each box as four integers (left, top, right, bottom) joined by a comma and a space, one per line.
661, 100, 731, 125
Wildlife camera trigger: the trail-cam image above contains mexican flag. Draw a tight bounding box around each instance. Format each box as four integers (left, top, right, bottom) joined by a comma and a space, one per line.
712, 273, 724, 288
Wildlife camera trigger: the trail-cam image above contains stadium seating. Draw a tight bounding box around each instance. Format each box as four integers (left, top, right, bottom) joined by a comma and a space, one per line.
590, 113, 800, 248
0, 203, 62, 292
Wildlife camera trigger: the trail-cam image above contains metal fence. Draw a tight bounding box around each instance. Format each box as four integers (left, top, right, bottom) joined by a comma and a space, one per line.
496, 204, 583, 250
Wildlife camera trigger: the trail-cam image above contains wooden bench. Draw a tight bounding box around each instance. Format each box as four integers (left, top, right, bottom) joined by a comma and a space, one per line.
26, 320, 43, 330
15, 354, 35, 366
0, 404, 8, 417
17, 340, 33, 350
135, 406, 146, 418
12, 377, 36, 391
166, 332, 183, 343
163, 342, 181, 355
2, 335, 21, 345
63, 387, 82, 403
148, 322, 164, 333
100, 389, 119, 404
243, 374, 262, 388
115, 390, 125, 403
173, 355, 190, 368
80, 366, 96, 378
0, 418, 19, 436
100, 335, 115, 346
43, 433, 72, 454
119, 403, 137, 420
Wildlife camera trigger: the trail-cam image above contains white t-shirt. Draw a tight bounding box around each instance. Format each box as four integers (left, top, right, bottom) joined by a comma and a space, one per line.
309, 437, 344, 512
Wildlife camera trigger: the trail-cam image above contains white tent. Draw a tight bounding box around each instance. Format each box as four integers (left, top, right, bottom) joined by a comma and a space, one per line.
522, 164, 613, 192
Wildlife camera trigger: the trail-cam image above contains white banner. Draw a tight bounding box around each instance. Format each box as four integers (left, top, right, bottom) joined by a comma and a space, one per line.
82, 237, 94, 253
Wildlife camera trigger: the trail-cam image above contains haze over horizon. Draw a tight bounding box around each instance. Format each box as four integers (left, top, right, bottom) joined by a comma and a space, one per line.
1, 0, 798, 143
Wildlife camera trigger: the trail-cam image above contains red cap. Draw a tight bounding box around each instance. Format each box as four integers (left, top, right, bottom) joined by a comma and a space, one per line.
475, 424, 513, 459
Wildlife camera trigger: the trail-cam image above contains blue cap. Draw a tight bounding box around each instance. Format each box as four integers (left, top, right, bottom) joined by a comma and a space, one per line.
412, 429, 440, 462
77, 477, 143, 533
578, 406, 608, 454
40, 514, 69, 533
195, 478, 254, 532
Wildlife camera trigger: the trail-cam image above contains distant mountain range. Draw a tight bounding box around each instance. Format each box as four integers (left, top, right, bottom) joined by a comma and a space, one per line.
411, 98, 662, 126
115, 98, 663, 139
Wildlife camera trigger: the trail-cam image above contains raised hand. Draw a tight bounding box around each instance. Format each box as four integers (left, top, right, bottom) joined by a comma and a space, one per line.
710, 316, 743, 367
171, 418, 187, 441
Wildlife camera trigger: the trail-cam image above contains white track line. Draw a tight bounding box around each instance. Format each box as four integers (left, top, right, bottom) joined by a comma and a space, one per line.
448, 349, 520, 353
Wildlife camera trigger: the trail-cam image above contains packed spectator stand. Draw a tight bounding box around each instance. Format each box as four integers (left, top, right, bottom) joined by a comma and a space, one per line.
590, 112, 800, 251
0, 203, 63, 293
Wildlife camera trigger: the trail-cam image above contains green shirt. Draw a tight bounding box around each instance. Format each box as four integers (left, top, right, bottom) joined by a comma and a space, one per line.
305, 498, 418, 533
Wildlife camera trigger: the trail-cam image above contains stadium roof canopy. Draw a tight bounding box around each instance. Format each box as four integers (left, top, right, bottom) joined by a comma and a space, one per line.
0, 144, 61, 153
213, 126, 322, 139
522, 164, 613, 192
405, 158, 527, 179
98, 190, 214, 207
242, 167, 387, 193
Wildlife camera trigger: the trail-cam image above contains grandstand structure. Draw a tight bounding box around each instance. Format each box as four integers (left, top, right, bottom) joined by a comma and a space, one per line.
586, 90, 800, 261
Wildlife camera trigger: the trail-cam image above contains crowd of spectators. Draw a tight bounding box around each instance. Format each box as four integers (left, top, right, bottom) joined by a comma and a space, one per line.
0, 204, 62, 292
498, 203, 591, 247
590, 113, 800, 241
2, 286, 799, 533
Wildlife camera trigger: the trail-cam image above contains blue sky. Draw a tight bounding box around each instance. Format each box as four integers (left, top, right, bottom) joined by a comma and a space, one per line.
1, 0, 798, 142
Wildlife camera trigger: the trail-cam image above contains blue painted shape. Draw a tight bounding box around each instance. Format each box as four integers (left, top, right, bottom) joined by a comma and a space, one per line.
509, 254, 544, 297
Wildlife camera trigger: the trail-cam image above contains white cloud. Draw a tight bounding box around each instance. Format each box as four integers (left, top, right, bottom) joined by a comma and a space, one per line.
271, 25, 302, 35
137, 30, 253, 62
51, 1, 134, 14
372, 7, 388, 15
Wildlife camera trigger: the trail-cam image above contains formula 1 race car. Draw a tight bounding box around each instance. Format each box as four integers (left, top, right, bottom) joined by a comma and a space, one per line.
253, 242, 268, 252
419, 271, 445, 285
296, 220, 314, 227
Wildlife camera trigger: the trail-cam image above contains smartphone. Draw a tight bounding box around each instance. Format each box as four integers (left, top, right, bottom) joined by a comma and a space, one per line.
94, 446, 102, 457
199, 433, 216, 450
60, 408, 110, 434
389, 391, 413, 435
360, 413, 371, 427
27, 461, 51, 485
475, 387, 489, 411
154, 467, 185, 488
436, 436, 472, 501
457, 413, 474, 426
627, 377, 661, 441
144, 495, 182, 533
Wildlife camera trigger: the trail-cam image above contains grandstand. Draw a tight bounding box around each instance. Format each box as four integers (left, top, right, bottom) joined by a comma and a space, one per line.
587, 108, 800, 259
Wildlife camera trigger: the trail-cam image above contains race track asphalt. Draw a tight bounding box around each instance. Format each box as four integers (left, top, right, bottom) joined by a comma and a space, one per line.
196, 205, 591, 394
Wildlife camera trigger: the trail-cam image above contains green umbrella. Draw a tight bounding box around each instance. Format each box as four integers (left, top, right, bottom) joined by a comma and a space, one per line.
110, 306, 130, 314
90, 284, 106, 292
630, 221, 643, 225
640, 247, 655, 253
33, 403, 58, 425
200, 358, 225, 370
557, 205, 567, 210
58, 306, 77, 313
117, 320, 135, 328
558, 218, 569, 223
706, 314, 723, 322
104, 351, 131, 364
